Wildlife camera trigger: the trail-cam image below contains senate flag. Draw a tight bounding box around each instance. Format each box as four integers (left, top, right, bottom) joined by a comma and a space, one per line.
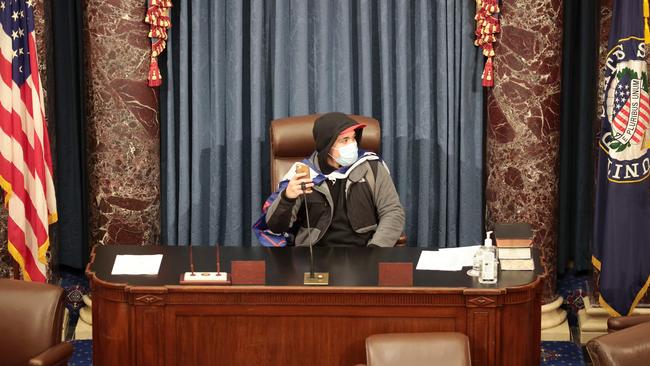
0, 0, 57, 282
593, 0, 650, 316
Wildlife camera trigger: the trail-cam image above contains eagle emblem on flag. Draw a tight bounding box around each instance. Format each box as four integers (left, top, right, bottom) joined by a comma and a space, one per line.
606, 66, 649, 152
601, 39, 650, 183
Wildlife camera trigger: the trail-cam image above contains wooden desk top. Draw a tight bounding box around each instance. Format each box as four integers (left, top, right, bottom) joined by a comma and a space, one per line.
87, 245, 543, 290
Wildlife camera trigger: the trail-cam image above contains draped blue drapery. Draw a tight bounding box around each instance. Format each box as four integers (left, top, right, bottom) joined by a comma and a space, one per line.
161, 0, 484, 248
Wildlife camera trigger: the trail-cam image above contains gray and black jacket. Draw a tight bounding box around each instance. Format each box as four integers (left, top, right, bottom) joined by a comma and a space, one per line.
265, 152, 405, 247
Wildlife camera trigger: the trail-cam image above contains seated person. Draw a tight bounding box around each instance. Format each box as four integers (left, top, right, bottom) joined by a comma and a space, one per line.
257, 112, 405, 247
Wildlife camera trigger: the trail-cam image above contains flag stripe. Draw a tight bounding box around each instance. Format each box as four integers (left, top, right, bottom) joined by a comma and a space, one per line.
0, 103, 51, 222
612, 117, 626, 132
7, 218, 46, 282
0, 151, 49, 244
0, 90, 48, 194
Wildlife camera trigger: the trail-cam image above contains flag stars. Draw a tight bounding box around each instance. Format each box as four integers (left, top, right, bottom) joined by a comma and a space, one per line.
26, 0, 33, 7
0, 2, 5, 11
19, 10, 24, 18
11, 30, 17, 40
18, 28, 23, 37
11, 10, 18, 21
11, 49, 16, 58
18, 47, 23, 55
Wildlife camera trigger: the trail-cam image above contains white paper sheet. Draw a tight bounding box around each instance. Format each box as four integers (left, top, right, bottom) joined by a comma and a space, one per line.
416, 246, 480, 271
111, 254, 163, 275
440, 245, 481, 267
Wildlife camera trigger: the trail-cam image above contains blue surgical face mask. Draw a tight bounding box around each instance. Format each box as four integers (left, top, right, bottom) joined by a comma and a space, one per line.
332, 141, 358, 167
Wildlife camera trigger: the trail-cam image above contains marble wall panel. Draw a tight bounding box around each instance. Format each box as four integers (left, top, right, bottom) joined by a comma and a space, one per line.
485, 0, 563, 303
83, 0, 160, 246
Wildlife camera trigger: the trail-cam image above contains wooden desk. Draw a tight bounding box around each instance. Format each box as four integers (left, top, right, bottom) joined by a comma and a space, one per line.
87, 245, 544, 366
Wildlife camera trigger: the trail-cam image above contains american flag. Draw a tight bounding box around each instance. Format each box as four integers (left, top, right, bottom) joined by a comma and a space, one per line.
611, 77, 649, 144
0, 0, 57, 282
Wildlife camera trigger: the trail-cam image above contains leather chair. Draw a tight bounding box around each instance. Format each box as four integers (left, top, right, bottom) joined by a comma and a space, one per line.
586, 314, 650, 366
0, 279, 73, 366
269, 114, 406, 245
355, 332, 471, 366
270, 114, 381, 192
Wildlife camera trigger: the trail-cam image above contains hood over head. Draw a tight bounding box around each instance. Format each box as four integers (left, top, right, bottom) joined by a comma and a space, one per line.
312, 112, 365, 168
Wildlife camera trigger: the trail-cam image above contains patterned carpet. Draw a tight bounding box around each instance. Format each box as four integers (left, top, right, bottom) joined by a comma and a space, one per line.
59, 266, 89, 341
541, 341, 585, 366
58, 267, 592, 365
69, 340, 92, 366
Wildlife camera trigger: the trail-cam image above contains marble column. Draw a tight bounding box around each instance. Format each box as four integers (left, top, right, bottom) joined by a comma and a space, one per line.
485, 0, 563, 303
83, 0, 160, 246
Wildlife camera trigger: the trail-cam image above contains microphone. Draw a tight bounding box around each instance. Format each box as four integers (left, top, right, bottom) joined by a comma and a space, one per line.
296, 163, 329, 286
301, 182, 315, 278
189, 243, 196, 276
180, 241, 230, 285
216, 241, 221, 275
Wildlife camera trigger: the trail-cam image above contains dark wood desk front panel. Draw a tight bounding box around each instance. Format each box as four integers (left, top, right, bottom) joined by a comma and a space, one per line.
87, 245, 544, 366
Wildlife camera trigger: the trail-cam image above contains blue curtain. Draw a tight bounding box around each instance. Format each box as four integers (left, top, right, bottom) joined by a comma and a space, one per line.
161, 0, 484, 248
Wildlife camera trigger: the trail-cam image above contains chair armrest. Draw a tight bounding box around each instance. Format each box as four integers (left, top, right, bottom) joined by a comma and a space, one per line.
607, 314, 650, 332
587, 321, 650, 365
28, 342, 74, 366
395, 233, 407, 246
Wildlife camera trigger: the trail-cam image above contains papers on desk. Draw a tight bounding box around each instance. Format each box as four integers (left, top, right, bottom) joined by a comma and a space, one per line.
111, 254, 163, 275
416, 246, 480, 271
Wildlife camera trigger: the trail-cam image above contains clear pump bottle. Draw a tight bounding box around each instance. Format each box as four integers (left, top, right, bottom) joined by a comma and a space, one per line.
478, 231, 498, 284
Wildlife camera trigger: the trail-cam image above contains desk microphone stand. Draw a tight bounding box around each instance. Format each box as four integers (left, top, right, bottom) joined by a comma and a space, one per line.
301, 181, 329, 285
180, 242, 231, 285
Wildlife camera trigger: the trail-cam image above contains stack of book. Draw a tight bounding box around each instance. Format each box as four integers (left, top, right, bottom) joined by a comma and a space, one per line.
494, 223, 534, 271
494, 223, 533, 247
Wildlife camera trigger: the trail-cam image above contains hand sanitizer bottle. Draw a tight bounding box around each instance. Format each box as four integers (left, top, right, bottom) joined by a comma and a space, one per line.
479, 231, 498, 284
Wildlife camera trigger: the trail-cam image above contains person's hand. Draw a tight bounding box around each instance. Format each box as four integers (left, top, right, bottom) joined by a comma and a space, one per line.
284, 172, 314, 199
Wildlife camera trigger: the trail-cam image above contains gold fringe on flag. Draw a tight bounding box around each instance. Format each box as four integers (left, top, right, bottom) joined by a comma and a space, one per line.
474, 0, 501, 87
145, 0, 172, 87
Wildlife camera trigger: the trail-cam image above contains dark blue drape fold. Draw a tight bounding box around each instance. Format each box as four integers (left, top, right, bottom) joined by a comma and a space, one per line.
51, 0, 89, 268
161, 0, 484, 248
